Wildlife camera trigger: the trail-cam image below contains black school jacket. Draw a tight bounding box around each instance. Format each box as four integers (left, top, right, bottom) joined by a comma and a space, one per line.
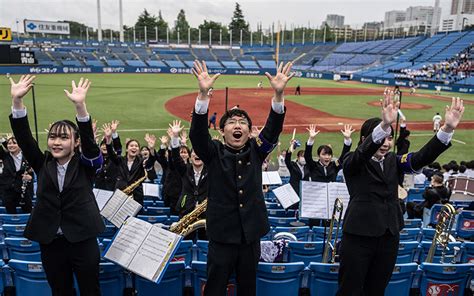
10, 114, 105, 244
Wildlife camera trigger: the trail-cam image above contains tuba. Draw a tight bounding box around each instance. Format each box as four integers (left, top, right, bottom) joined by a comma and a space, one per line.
169, 199, 207, 237
322, 198, 344, 264
425, 203, 457, 263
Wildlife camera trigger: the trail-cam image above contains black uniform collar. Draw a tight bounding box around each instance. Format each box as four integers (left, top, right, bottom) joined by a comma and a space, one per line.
224, 141, 250, 154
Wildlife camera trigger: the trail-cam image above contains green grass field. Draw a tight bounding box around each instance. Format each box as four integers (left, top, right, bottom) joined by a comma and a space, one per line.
0, 73, 473, 165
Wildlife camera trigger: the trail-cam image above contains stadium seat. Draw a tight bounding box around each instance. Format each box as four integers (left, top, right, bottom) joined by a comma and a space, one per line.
399, 228, 421, 242
0, 260, 4, 295
274, 226, 310, 241
287, 241, 324, 265
312, 226, 342, 242
196, 240, 209, 261
257, 262, 305, 296
7, 260, 51, 295
1, 224, 26, 237
267, 209, 296, 217
404, 219, 422, 228
268, 217, 297, 227
419, 263, 472, 296
419, 241, 463, 263
99, 262, 126, 296
460, 241, 474, 263
396, 241, 420, 264
4, 237, 41, 261
172, 240, 194, 266
428, 204, 446, 226
191, 261, 236, 296
0, 214, 30, 224
145, 206, 171, 216
135, 261, 185, 295
456, 210, 474, 240
136, 215, 168, 224
385, 263, 418, 296
407, 188, 424, 202
308, 263, 339, 296
98, 224, 117, 239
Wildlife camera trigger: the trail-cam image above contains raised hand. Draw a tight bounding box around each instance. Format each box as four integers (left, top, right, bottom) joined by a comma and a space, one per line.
264, 62, 294, 98
192, 60, 221, 99
180, 130, 188, 146
381, 87, 399, 128
166, 128, 174, 139
110, 120, 120, 133
102, 123, 112, 143
442, 97, 465, 133
144, 133, 156, 148
168, 120, 184, 138
10, 75, 36, 108
64, 78, 91, 106
160, 135, 169, 146
289, 139, 297, 153
250, 126, 263, 138
306, 124, 320, 140
340, 124, 355, 140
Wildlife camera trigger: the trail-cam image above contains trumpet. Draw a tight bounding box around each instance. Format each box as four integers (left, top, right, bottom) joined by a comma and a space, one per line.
322, 198, 344, 264
425, 203, 457, 263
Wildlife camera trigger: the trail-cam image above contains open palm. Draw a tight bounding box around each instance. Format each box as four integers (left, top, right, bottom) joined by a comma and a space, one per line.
265, 62, 294, 94
64, 78, 91, 105
192, 60, 220, 95
10, 75, 35, 100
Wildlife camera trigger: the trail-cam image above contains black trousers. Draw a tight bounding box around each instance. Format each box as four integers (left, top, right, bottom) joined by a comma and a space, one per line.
3, 189, 32, 214
40, 236, 101, 296
205, 240, 260, 296
337, 231, 399, 296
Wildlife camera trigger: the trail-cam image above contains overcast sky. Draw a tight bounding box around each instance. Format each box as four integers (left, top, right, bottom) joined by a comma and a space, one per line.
0, 0, 452, 32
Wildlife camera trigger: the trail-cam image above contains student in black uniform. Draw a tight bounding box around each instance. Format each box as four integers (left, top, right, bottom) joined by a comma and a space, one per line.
94, 120, 122, 191
102, 123, 156, 206
0, 135, 33, 213
284, 140, 309, 197
189, 60, 294, 296
304, 123, 354, 182
9, 75, 105, 296
337, 91, 465, 296
396, 119, 411, 156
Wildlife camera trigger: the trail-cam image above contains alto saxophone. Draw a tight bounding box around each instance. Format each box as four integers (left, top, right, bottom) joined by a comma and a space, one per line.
121, 170, 148, 197
169, 199, 207, 236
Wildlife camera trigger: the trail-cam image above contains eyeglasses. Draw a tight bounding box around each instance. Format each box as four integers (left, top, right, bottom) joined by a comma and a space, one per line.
225, 119, 249, 126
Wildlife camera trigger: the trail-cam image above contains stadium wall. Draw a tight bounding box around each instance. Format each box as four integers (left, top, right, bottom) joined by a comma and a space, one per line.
0, 66, 472, 94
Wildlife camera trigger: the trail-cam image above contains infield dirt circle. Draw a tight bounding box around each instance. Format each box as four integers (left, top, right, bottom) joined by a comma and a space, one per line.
165, 87, 474, 133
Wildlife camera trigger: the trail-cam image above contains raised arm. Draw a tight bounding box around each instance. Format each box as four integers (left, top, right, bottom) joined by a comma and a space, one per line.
304, 124, 319, 170
103, 123, 120, 165
8, 75, 44, 173
168, 122, 187, 175
155, 135, 169, 169
284, 139, 296, 168
338, 124, 354, 163
189, 60, 221, 163
110, 120, 122, 155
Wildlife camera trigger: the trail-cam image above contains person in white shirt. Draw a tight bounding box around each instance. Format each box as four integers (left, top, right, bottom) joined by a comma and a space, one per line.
433, 112, 442, 133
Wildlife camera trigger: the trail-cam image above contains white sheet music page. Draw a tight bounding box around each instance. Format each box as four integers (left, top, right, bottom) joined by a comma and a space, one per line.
93, 189, 114, 211
104, 217, 152, 268
100, 189, 128, 220
143, 183, 160, 198
109, 197, 143, 228
327, 182, 350, 218
272, 184, 300, 209
300, 181, 329, 219
127, 225, 181, 282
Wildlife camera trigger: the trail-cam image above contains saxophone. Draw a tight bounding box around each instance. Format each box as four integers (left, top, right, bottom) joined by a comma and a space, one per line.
169, 199, 207, 236
121, 170, 148, 197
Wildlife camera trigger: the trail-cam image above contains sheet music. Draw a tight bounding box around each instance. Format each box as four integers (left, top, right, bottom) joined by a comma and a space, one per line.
100, 190, 128, 220
143, 183, 160, 198
300, 181, 329, 219
104, 217, 152, 268
272, 184, 300, 209
128, 225, 181, 282
327, 182, 350, 218
93, 189, 114, 211
262, 171, 282, 185
109, 197, 142, 228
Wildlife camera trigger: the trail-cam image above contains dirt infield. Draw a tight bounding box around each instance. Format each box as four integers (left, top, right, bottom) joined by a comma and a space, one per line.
165, 87, 474, 133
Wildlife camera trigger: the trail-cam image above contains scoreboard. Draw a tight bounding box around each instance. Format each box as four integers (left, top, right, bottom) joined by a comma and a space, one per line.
0, 45, 36, 65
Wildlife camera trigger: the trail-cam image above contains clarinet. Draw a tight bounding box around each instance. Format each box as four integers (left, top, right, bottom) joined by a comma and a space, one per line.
19, 163, 32, 206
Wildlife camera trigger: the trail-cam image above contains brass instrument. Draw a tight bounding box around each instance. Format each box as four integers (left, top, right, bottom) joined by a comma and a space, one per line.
170, 199, 207, 236
19, 162, 33, 206
425, 203, 457, 263
322, 198, 344, 264
121, 170, 148, 197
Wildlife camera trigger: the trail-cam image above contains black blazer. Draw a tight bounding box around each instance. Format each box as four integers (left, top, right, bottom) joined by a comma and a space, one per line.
190, 107, 285, 244
284, 151, 310, 196
342, 133, 450, 237
0, 145, 34, 198
94, 136, 122, 191
171, 147, 208, 217
305, 142, 351, 183
10, 114, 105, 244
396, 125, 410, 156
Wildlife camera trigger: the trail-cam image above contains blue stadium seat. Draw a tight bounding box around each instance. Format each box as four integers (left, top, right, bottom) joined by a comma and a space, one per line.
419, 263, 472, 296
407, 188, 424, 202
274, 226, 310, 241
308, 263, 339, 296
173, 240, 193, 266
312, 226, 342, 242
99, 262, 125, 296
7, 260, 51, 295
419, 241, 463, 263
385, 263, 418, 296
287, 241, 324, 265
196, 240, 209, 261
268, 209, 296, 218
191, 261, 237, 296
460, 241, 474, 263
145, 206, 171, 216
456, 210, 474, 240
396, 241, 420, 264
2, 224, 26, 237
136, 215, 168, 224
98, 224, 117, 239
265, 202, 281, 209
135, 261, 185, 295
268, 217, 297, 227
0, 214, 30, 224
168, 215, 179, 225
421, 228, 436, 241
0, 260, 4, 295
143, 200, 154, 207
429, 204, 445, 226
4, 237, 41, 261
404, 219, 422, 228
257, 262, 305, 295
399, 228, 421, 242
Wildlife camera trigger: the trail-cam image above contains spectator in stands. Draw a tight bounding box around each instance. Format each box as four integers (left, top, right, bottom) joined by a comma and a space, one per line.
467, 160, 474, 178
189, 60, 293, 296
9, 75, 104, 295
0, 135, 33, 214
94, 120, 122, 191
285, 139, 309, 197
295, 85, 301, 95
433, 112, 442, 133
140, 135, 158, 182
423, 162, 442, 181
406, 173, 451, 219
277, 142, 290, 177
396, 119, 410, 156
208, 112, 217, 130
458, 165, 468, 177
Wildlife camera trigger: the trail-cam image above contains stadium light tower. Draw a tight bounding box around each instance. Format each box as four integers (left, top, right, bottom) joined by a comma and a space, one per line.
97, 0, 103, 41
119, 0, 124, 42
